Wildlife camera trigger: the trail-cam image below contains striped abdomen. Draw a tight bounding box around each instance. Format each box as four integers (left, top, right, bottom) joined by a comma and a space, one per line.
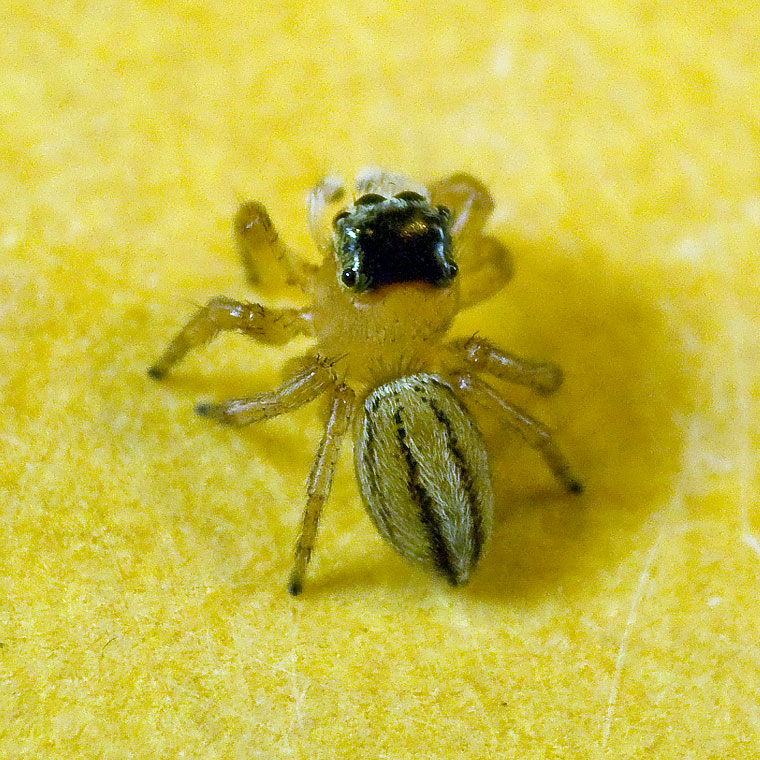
354, 373, 493, 585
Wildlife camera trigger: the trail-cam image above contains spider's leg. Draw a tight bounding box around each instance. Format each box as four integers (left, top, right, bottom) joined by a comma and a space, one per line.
234, 201, 317, 291
451, 373, 583, 494
288, 383, 356, 595
428, 173, 512, 308
194, 355, 334, 427
456, 235, 513, 309
428, 172, 495, 237
448, 335, 564, 395
148, 297, 311, 379
305, 175, 344, 253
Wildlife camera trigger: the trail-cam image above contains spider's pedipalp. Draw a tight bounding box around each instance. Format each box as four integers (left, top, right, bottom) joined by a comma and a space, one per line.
455, 235, 513, 308
306, 175, 345, 252
428, 172, 495, 238
427, 173, 512, 307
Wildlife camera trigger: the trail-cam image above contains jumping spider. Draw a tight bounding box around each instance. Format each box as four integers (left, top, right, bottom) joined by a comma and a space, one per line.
148, 168, 582, 595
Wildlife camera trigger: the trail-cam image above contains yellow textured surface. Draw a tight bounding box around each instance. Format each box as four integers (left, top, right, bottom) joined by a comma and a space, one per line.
3, 2, 760, 757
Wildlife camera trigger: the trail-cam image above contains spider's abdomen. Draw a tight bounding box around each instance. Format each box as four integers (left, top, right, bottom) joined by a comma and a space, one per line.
354, 374, 493, 585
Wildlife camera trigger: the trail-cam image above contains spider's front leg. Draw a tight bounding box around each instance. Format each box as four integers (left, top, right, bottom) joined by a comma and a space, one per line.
449, 335, 564, 396
234, 201, 317, 291
452, 373, 583, 494
429, 172, 513, 308
147, 297, 311, 380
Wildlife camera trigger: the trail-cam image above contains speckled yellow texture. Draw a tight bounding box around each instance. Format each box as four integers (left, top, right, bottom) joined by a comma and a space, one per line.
2, 2, 759, 757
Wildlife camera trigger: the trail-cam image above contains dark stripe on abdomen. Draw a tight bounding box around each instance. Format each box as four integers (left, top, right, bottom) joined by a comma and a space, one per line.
393, 408, 459, 585
426, 397, 484, 565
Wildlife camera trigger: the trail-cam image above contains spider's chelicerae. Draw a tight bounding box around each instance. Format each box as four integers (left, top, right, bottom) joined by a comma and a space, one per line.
149, 168, 582, 595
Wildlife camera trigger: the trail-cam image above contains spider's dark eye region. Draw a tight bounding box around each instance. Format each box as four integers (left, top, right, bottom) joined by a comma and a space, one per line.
335, 197, 457, 292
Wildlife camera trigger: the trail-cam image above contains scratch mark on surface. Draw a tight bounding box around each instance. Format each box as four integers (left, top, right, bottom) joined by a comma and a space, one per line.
734, 315, 752, 525
288, 602, 309, 735
730, 309, 759, 565
601, 529, 664, 750
742, 532, 760, 562
468, 623, 501, 748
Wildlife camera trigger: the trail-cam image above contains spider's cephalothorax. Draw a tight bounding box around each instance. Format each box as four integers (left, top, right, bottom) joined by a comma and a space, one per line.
149, 168, 583, 595
332, 191, 457, 293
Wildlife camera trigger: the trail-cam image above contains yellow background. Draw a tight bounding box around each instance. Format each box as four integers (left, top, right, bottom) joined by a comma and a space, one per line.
3, 1, 759, 757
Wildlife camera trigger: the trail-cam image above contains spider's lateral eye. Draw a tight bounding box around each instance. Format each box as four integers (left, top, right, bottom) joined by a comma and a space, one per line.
354, 193, 386, 206
332, 210, 350, 228
341, 268, 358, 287
394, 191, 425, 202
436, 205, 453, 222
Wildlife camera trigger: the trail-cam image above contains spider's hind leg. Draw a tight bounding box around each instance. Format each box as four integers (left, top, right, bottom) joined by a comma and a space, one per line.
452, 373, 583, 494
192, 354, 355, 594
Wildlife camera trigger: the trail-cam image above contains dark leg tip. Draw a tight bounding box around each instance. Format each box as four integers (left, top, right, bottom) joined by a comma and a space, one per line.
195, 402, 213, 417
287, 578, 303, 596
536, 369, 564, 395
568, 479, 584, 495
147, 366, 164, 380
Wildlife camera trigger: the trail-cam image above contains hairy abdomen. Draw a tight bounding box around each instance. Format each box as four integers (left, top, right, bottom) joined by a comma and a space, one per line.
355, 374, 493, 585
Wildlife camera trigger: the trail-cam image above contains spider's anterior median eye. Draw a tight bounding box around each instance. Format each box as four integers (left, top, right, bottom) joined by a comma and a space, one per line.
341, 268, 358, 287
